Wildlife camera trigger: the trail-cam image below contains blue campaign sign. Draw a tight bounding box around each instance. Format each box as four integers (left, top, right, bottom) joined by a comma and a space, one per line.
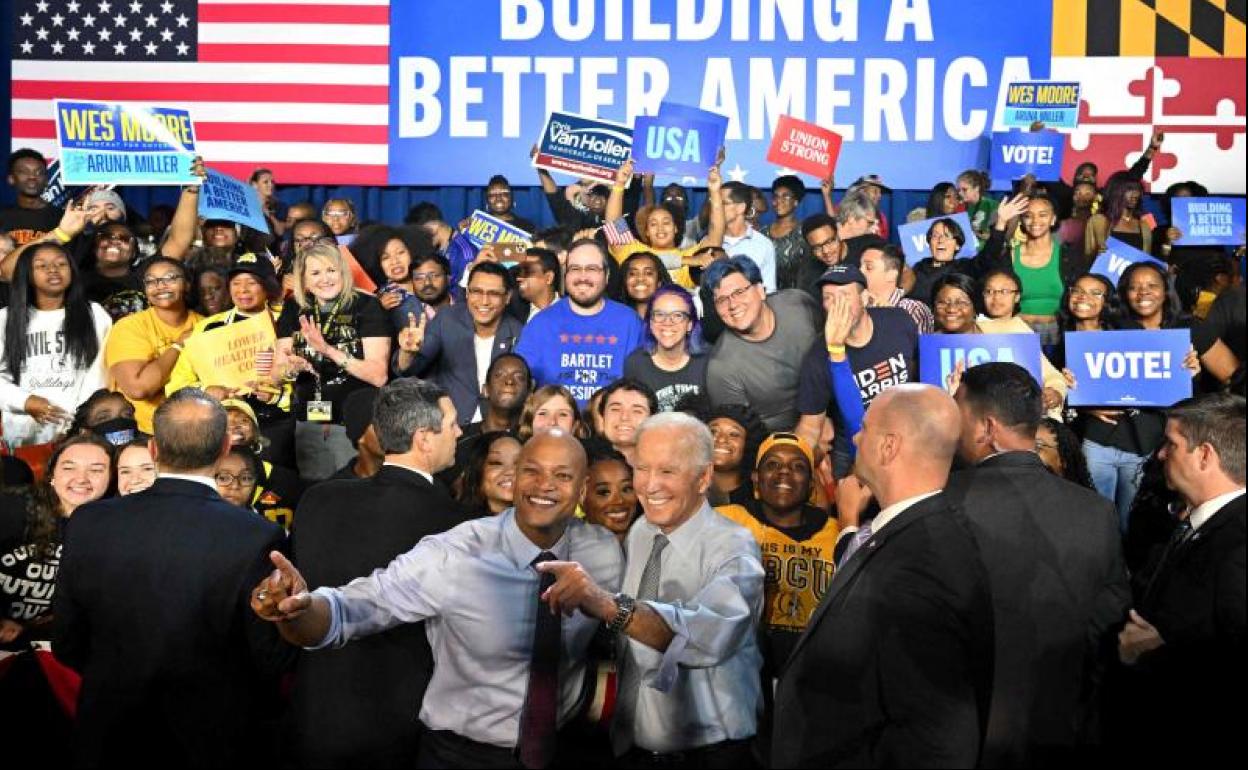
388, 1, 1052, 186
1090, 237, 1166, 282
632, 104, 727, 178
1064, 329, 1192, 407
463, 210, 533, 248
533, 111, 633, 184
54, 100, 198, 186
919, 333, 1043, 387
1002, 81, 1081, 129
40, 160, 69, 209
199, 169, 270, 233
1171, 197, 1246, 247
897, 211, 979, 266
989, 131, 1065, 181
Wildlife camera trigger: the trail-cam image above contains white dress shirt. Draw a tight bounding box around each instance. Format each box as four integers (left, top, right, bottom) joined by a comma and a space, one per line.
722, 226, 778, 294
870, 490, 943, 536
157, 472, 219, 491
312, 510, 624, 748
1188, 488, 1246, 531
613, 500, 765, 754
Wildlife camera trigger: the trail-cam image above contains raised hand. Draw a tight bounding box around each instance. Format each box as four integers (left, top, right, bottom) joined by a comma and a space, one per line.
57, 198, 90, 239
397, 311, 427, 354
707, 163, 723, 194
24, 395, 70, 425
994, 194, 1030, 230
614, 158, 635, 188
823, 292, 854, 349
535, 560, 613, 619
251, 551, 312, 622
298, 315, 330, 356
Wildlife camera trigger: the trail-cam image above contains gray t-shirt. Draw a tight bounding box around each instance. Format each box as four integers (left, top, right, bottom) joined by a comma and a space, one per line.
705, 289, 821, 431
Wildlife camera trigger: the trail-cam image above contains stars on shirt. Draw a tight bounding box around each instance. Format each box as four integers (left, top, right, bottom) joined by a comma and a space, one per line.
558, 333, 619, 345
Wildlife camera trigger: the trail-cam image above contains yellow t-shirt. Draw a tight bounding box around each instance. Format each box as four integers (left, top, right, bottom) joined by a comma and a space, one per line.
105, 308, 202, 433
609, 241, 701, 289
716, 503, 841, 634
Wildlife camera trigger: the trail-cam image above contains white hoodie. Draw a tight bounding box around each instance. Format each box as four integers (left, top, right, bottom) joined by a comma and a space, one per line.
0, 303, 112, 448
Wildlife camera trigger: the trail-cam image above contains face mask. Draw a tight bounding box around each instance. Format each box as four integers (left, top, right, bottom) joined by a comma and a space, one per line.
92, 417, 139, 447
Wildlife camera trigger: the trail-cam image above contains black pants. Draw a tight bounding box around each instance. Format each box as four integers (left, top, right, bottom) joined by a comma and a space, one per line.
617, 739, 756, 770
417, 730, 523, 770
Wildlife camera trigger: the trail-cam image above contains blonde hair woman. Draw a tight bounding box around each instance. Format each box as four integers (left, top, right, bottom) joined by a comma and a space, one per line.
273, 243, 392, 479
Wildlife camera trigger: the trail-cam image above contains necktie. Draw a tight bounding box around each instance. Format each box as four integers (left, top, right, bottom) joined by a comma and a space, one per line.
1143, 519, 1193, 606
518, 551, 560, 769
838, 521, 874, 568
637, 533, 669, 602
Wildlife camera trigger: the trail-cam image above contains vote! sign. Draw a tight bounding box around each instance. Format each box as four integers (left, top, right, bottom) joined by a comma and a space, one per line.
919, 333, 1043, 387
896, 211, 979, 266
1171, 197, 1246, 247
198, 168, 270, 233
989, 131, 1065, 181
1064, 329, 1192, 407
1090, 237, 1166, 283
633, 102, 729, 179
1002, 81, 1082, 129
765, 115, 842, 180
533, 111, 633, 184
54, 99, 199, 186
463, 210, 533, 249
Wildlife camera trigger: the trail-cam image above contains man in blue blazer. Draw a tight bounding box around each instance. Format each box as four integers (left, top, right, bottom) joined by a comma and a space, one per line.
393, 261, 525, 425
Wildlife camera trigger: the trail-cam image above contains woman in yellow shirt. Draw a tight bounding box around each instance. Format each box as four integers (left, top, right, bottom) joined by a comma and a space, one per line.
105, 258, 202, 434
604, 158, 726, 288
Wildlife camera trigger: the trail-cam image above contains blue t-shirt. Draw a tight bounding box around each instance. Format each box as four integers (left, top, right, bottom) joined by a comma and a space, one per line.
514, 298, 646, 407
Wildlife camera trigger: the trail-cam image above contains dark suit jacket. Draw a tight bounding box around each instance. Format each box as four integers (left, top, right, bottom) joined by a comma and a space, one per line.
772, 493, 995, 769
289, 465, 466, 768
1113, 491, 1245, 764
52, 478, 292, 769
945, 452, 1130, 767
395, 302, 524, 425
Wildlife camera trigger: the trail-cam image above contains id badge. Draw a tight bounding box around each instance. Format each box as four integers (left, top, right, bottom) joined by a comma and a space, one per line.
307, 400, 333, 422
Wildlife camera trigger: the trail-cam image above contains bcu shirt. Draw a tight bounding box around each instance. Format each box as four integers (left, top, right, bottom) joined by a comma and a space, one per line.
514, 298, 645, 408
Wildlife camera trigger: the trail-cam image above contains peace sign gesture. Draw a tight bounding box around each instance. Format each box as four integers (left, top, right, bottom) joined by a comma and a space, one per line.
397, 311, 427, 354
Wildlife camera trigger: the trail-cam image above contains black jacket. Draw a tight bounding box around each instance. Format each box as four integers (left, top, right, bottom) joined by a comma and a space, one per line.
52, 478, 293, 768
945, 452, 1130, 767
289, 465, 466, 768
772, 493, 995, 768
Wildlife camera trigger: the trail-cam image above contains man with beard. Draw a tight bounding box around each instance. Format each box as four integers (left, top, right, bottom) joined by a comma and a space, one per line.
408, 254, 455, 317
0, 149, 61, 246
394, 262, 525, 426
515, 239, 645, 409
796, 213, 844, 300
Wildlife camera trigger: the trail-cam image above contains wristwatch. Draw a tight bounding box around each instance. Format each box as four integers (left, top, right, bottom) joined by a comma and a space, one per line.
607, 592, 637, 634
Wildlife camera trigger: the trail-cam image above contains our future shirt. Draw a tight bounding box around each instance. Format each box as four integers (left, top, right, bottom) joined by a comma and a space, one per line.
0, 303, 112, 447
514, 297, 645, 408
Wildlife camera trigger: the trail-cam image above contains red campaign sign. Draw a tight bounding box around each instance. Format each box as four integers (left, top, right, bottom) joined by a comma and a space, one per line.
765, 115, 842, 179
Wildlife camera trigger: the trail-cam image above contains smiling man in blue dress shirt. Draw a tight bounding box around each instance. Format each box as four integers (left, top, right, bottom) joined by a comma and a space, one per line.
250, 429, 623, 769
539, 411, 765, 769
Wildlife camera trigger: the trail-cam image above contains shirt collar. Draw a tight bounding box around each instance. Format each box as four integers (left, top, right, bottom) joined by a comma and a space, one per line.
871, 490, 942, 536
723, 226, 757, 246
158, 472, 218, 491
382, 460, 432, 485
1189, 488, 1246, 531
500, 508, 571, 569
634, 498, 713, 553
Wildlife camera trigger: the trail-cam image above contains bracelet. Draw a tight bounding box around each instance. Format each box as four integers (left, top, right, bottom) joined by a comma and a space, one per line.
611, 184, 626, 192
52, 227, 72, 244
170, 342, 184, 353
826, 344, 846, 355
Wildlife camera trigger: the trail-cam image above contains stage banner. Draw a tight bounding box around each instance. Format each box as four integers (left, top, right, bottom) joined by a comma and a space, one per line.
1064, 329, 1192, 407
389, 0, 1052, 186
54, 100, 198, 186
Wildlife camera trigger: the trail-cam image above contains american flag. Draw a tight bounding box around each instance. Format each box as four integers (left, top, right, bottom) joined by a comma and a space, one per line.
601, 217, 637, 248
11, 0, 390, 184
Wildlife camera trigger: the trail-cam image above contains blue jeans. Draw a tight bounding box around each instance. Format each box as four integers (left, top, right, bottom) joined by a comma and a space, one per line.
1082, 439, 1146, 535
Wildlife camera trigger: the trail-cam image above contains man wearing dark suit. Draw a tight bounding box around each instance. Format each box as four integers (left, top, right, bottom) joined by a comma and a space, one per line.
394, 262, 525, 425
773, 385, 994, 769
52, 389, 292, 768
1113, 393, 1245, 765
946, 363, 1129, 767
290, 378, 467, 768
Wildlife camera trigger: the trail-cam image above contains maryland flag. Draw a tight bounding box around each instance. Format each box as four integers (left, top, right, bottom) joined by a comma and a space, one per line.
1049, 1, 1246, 192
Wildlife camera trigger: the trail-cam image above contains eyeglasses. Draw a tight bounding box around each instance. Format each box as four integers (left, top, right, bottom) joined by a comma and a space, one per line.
565, 264, 606, 275
713, 284, 755, 309
32, 261, 70, 272
143, 273, 183, 288
809, 236, 839, 253
935, 298, 973, 309
1070, 287, 1106, 299
1034, 440, 1058, 452
983, 288, 1020, 298
773, 192, 799, 202
214, 472, 257, 487
294, 235, 333, 246
467, 287, 508, 300
662, 194, 686, 204
98, 232, 134, 243
322, 210, 352, 219
651, 310, 691, 325
930, 232, 955, 242
412, 271, 446, 283
486, 192, 512, 200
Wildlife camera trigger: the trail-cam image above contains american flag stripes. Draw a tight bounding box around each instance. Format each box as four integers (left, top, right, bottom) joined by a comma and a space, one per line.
10, 0, 391, 184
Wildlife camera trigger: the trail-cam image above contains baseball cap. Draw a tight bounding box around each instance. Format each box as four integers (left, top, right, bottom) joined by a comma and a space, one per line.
756, 432, 815, 470
228, 251, 277, 285
86, 189, 127, 222
816, 264, 867, 288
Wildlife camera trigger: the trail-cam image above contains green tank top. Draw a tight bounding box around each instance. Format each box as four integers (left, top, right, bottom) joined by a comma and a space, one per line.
1012, 241, 1063, 316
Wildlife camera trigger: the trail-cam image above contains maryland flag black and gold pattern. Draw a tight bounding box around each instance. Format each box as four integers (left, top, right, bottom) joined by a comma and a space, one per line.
1054, 0, 1247, 57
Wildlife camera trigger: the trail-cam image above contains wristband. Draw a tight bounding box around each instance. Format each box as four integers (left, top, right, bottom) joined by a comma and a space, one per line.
826, 344, 846, 355
170, 342, 184, 353
52, 227, 72, 244
611, 184, 626, 192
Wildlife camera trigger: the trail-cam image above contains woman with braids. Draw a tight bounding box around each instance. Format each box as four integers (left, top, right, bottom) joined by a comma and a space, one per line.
0, 243, 112, 448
